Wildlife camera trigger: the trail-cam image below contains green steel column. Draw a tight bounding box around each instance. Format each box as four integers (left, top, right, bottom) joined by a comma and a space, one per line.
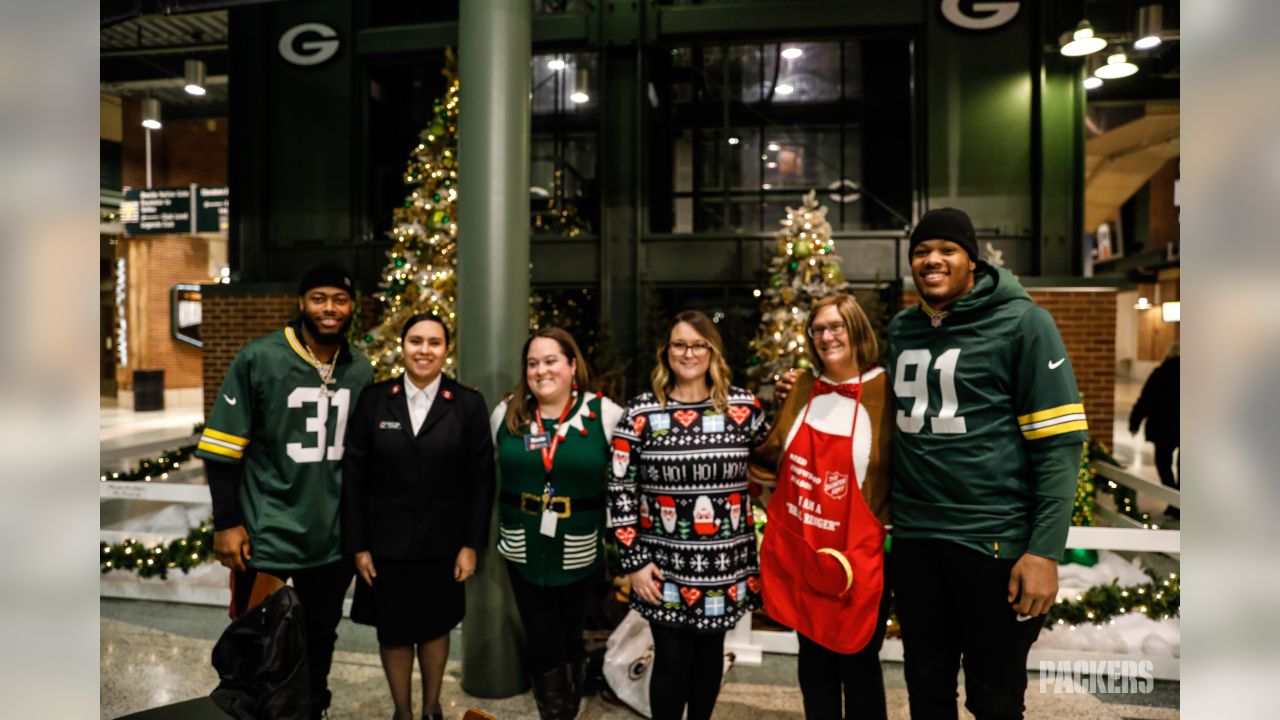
457, 0, 531, 699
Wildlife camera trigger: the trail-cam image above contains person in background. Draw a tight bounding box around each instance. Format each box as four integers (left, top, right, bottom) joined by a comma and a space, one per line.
199, 260, 373, 720
491, 327, 624, 720
750, 294, 893, 720
1129, 342, 1180, 518
341, 313, 495, 720
609, 310, 768, 720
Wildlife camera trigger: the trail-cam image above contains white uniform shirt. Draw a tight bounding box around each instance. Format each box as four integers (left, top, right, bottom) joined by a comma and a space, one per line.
404, 374, 442, 435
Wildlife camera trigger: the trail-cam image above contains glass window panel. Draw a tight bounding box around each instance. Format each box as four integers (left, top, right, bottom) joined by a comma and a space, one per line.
532, 52, 600, 235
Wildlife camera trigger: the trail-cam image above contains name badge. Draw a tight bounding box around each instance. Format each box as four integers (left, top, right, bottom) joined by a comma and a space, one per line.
650, 413, 671, 431
701, 413, 725, 433
525, 432, 553, 451
379, 420, 402, 430
540, 509, 558, 537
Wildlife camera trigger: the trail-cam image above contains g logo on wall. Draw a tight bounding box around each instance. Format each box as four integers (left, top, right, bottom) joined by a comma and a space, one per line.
940, 0, 1021, 31
278, 22, 341, 66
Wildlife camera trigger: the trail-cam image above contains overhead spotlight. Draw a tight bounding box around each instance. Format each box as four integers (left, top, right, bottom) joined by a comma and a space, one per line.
1083, 76, 1103, 90
183, 59, 207, 96
547, 58, 567, 71
570, 68, 589, 103
775, 83, 795, 96
1134, 5, 1163, 49
141, 97, 162, 130
767, 142, 780, 152
727, 137, 740, 145
1094, 52, 1138, 79
781, 47, 803, 60
1060, 20, 1107, 57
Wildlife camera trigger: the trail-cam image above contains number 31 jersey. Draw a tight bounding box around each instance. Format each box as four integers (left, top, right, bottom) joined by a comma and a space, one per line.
196, 324, 373, 570
887, 263, 1087, 558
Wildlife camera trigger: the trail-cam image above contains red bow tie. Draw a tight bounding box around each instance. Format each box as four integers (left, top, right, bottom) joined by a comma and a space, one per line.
813, 380, 861, 399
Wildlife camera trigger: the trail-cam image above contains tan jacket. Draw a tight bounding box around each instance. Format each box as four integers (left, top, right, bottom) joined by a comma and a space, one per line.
748, 368, 892, 526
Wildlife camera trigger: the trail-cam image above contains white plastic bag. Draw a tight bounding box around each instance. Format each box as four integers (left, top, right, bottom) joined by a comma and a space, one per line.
603, 609, 656, 718
602, 610, 737, 719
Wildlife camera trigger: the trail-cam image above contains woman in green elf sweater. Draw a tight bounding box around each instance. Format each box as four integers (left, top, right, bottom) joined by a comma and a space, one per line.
490, 326, 624, 720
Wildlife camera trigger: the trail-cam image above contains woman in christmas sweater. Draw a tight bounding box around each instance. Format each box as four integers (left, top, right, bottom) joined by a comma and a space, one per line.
749, 293, 893, 720
608, 310, 768, 720
491, 326, 624, 720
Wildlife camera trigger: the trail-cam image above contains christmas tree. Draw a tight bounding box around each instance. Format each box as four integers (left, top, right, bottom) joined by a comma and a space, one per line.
360, 53, 461, 380
747, 189, 849, 400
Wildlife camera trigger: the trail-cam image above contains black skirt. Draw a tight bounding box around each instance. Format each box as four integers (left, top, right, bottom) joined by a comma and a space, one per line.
350, 555, 465, 645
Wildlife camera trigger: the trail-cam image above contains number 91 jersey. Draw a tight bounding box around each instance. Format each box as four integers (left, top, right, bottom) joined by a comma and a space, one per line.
887, 264, 1087, 556
196, 324, 373, 570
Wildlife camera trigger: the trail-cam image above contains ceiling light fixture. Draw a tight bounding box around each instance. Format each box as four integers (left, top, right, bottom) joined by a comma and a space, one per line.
183, 59, 207, 96
141, 97, 162, 130
775, 83, 795, 96
547, 58, 566, 71
781, 47, 803, 60
1134, 5, 1163, 49
767, 142, 780, 152
570, 68, 589, 103
1094, 52, 1138, 79
1084, 76, 1103, 90
1060, 20, 1108, 57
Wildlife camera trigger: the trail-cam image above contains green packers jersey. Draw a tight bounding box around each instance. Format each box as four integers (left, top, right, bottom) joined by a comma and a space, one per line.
196, 324, 374, 570
888, 262, 1087, 559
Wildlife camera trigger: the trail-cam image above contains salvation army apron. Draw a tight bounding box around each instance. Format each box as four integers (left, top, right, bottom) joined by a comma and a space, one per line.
760, 379, 886, 654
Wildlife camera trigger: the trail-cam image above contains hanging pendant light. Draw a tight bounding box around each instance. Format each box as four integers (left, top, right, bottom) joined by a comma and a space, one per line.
1134, 5, 1164, 50
184, 59, 207, 96
141, 97, 162, 130
1083, 54, 1105, 89
1094, 52, 1138, 79
570, 68, 589, 103
1060, 20, 1108, 57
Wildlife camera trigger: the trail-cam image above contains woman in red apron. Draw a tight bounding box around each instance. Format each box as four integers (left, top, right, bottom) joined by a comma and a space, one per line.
750, 293, 893, 719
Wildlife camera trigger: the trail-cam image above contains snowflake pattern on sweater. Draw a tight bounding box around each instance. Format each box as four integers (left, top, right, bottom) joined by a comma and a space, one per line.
608, 387, 768, 631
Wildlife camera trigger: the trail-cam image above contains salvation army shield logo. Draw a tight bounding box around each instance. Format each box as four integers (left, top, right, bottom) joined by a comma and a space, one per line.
823, 470, 849, 500
612, 438, 631, 478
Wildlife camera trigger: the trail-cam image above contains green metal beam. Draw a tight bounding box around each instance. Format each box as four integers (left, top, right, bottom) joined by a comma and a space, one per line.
456, 0, 532, 699
356, 13, 590, 55
651, 0, 920, 41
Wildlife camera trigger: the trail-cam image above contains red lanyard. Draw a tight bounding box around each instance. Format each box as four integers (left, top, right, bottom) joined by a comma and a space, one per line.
532, 395, 576, 477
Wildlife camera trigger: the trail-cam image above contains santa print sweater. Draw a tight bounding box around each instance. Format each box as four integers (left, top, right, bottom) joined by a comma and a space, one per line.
607, 386, 769, 632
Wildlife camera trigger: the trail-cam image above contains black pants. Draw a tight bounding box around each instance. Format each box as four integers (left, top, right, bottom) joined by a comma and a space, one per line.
889, 539, 1044, 720
506, 563, 594, 675
231, 558, 354, 719
1153, 440, 1179, 491
796, 583, 891, 720
648, 622, 726, 720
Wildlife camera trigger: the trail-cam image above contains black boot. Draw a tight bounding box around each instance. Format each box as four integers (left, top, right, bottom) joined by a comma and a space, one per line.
530, 665, 572, 720
564, 657, 588, 718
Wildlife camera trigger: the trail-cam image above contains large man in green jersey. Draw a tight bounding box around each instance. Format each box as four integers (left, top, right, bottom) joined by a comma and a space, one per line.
197, 261, 373, 719
888, 208, 1086, 719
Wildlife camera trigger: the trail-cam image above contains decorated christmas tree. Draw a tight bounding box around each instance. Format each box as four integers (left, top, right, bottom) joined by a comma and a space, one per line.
747, 189, 849, 400
360, 53, 461, 380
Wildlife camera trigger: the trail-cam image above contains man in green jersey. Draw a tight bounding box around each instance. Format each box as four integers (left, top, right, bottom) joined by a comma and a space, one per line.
198, 260, 374, 719
888, 208, 1086, 719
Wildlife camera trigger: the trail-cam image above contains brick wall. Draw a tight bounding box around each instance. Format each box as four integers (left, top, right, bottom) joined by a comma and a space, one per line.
201, 292, 298, 419
115, 235, 210, 390
901, 288, 1116, 441
121, 99, 227, 188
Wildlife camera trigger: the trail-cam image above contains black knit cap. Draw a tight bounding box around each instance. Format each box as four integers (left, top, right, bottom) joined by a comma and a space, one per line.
297, 260, 355, 296
909, 208, 978, 261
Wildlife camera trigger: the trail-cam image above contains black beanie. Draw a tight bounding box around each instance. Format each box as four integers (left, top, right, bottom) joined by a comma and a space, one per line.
909, 208, 978, 261
297, 260, 355, 296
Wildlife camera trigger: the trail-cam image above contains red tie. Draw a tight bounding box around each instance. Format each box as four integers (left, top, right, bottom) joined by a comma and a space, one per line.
813, 379, 861, 399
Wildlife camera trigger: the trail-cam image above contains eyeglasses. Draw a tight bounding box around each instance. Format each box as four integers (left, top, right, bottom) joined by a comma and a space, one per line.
669, 341, 712, 357
807, 322, 848, 339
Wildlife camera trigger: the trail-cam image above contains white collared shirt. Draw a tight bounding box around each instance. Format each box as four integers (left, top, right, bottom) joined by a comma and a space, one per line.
404, 374, 442, 435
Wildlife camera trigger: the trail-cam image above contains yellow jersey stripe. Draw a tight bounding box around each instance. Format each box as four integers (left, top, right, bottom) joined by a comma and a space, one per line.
1017, 403, 1085, 425
198, 441, 244, 459
1022, 420, 1089, 440
202, 427, 249, 447
1020, 413, 1088, 431
284, 326, 321, 369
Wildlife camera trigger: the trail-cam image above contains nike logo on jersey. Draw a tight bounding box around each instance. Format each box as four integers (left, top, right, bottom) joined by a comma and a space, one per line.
1048, 358, 1066, 370
223, 394, 238, 405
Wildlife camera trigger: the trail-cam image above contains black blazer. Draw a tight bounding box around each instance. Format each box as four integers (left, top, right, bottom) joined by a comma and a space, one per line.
341, 375, 495, 560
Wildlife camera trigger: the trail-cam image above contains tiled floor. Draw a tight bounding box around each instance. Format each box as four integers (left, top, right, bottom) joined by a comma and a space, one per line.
100, 381, 1179, 719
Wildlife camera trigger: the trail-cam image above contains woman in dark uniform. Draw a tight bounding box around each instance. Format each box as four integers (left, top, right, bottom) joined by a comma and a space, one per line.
491, 327, 623, 720
341, 313, 496, 720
